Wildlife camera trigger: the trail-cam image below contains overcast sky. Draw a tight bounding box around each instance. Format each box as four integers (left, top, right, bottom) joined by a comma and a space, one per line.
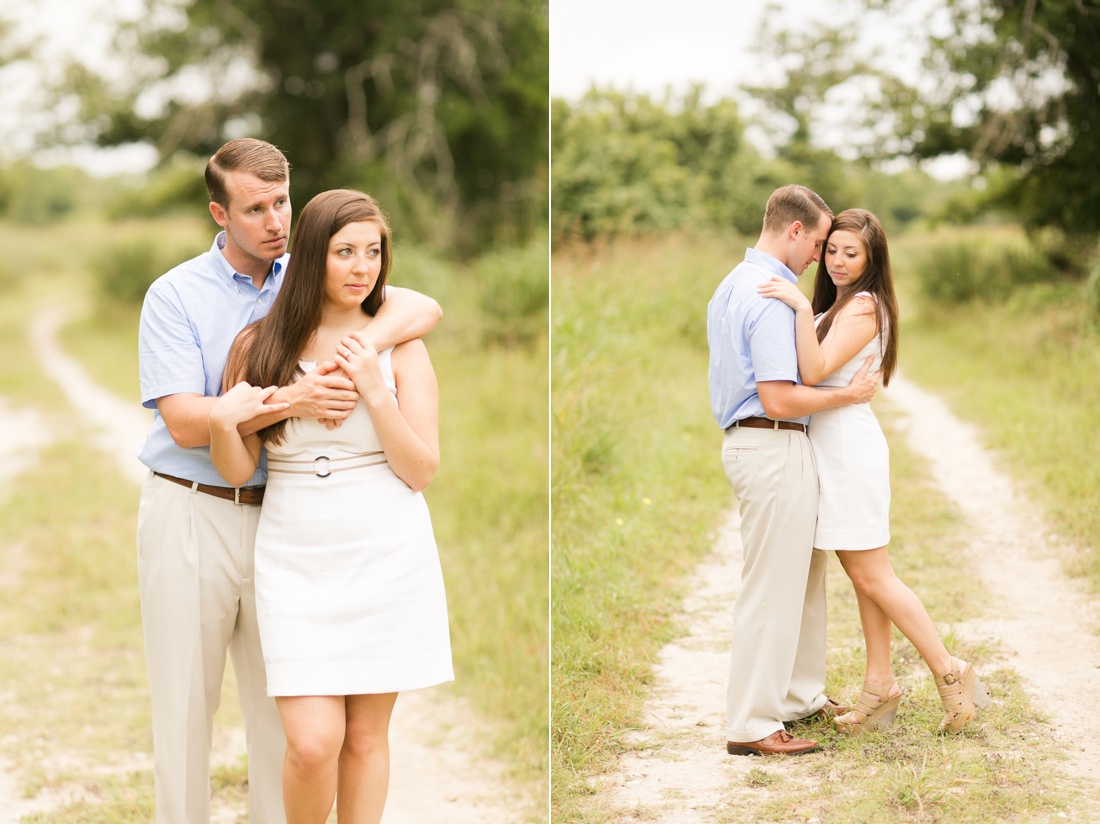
550, 0, 950, 100
550, 0, 830, 102
549, 0, 968, 176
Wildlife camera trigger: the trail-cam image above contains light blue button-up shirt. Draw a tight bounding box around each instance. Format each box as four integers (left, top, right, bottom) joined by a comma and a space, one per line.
137, 232, 286, 485
706, 248, 808, 429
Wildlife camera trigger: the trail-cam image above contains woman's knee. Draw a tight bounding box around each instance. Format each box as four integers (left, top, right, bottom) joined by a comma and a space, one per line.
285, 728, 342, 773
844, 559, 894, 597
341, 727, 388, 760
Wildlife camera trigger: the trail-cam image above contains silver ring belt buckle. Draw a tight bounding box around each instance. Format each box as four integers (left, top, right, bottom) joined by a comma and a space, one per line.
313, 456, 331, 478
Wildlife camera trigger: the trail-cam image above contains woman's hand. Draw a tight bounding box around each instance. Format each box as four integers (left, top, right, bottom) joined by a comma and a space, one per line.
757, 276, 811, 313
211, 381, 289, 430
334, 331, 388, 401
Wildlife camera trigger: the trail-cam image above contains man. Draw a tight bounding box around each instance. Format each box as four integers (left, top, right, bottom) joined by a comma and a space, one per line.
136, 138, 441, 823
706, 183, 878, 756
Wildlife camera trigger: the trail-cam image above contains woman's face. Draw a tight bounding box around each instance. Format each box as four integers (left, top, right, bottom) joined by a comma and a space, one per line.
823, 229, 868, 293
323, 220, 383, 310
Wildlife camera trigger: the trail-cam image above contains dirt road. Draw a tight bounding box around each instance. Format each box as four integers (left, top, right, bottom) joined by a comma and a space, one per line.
606, 372, 1100, 821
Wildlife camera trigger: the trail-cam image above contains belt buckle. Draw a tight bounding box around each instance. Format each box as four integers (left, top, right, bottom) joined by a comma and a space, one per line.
233, 487, 242, 506
314, 456, 331, 478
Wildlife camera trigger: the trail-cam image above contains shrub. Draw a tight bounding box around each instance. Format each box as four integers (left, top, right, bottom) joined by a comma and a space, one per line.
913, 231, 1058, 306
92, 237, 194, 304
474, 235, 549, 347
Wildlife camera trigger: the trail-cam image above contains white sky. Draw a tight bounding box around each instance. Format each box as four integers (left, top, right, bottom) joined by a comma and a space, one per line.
550, 0, 969, 176
551, 0, 818, 101
550, 0, 945, 100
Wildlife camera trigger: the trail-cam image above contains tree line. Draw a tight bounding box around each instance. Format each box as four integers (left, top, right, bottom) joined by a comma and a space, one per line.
5, 0, 547, 255
554, 0, 1100, 260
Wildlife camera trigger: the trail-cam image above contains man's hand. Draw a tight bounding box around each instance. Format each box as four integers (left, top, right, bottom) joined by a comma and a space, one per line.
284, 360, 359, 422
846, 355, 879, 405
211, 382, 289, 431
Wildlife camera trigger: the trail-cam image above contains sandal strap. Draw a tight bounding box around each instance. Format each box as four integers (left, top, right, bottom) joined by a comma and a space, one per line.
851, 677, 898, 719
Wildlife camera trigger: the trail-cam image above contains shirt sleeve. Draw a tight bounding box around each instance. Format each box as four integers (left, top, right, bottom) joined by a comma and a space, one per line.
138, 281, 208, 409
746, 297, 799, 383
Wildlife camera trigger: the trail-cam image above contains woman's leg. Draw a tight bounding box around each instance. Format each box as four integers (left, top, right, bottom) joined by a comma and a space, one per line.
853, 586, 897, 687
336, 692, 399, 824
277, 695, 346, 824
836, 546, 952, 679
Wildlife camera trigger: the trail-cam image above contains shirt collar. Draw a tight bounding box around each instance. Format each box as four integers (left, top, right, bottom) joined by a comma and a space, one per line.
745, 247, 798, 283
211, 231, 285, 289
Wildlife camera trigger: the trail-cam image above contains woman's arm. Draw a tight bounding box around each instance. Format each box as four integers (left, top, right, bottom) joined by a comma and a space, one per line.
336, 332, 439, 492
209, 382, 286, 486
758, 278, 877, 384
362, 286, 443, 351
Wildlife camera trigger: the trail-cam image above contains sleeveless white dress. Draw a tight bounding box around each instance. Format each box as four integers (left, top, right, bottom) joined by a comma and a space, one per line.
807, 294, 891, 551
254, 349, 454, 696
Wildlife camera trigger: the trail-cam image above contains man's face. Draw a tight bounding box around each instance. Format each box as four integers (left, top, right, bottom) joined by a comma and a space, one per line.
790, 213, 832, 276
210, 170, 292, 273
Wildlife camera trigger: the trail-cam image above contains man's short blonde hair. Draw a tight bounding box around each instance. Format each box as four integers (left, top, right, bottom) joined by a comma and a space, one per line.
205, 138, 290, 209
762, 184, 832, 235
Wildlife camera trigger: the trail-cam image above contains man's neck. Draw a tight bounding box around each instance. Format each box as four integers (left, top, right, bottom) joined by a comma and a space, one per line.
753, 234, 788, 270
221, 246, 275, 289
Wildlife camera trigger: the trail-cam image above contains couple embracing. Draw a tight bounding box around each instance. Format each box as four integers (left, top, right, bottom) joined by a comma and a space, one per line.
706, 184, 990, 756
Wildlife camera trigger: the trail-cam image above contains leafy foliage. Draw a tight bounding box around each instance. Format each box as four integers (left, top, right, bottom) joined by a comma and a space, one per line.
551, 85, 964, 245
910, 229, 1057, 305
551, 88, 790, 242
53, 0, 547, 252
860, 0, 1100, 236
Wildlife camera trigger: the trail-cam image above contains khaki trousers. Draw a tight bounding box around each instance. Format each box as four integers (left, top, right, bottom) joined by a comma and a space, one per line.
721, 426, 827, 743
137, 473, 286, 824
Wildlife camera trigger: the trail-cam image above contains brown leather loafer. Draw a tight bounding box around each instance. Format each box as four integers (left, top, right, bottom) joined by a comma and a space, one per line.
727, 729, 820, 756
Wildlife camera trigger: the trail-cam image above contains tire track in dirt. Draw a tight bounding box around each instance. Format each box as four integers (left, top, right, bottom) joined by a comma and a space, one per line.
605, 371, 1100, 820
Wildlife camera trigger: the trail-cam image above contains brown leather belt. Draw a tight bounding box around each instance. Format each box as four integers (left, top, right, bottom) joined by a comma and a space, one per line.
732, 416, 807, 434
153, 472, 265, 505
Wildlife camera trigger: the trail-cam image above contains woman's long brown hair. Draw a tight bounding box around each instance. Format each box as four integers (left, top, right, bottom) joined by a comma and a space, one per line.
810, 209, 899, 386
224, 189, 393, 444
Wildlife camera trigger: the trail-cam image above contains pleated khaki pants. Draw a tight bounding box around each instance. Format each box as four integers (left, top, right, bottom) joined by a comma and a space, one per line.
137, 472, 287, 824
721, 426, 828, 743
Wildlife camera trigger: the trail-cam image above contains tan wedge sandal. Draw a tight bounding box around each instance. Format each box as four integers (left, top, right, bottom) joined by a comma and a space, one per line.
937, 657, 991, 732
834, 676, 902, 736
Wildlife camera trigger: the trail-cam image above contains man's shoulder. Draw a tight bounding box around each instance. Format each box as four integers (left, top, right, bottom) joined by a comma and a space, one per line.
146, 249, 220, 298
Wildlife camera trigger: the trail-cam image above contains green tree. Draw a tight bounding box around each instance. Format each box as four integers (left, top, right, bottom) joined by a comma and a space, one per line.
740, 5, 892, 216
54, 0, 547, 251
864, 0, 1100, 236
551, 87, 781, 242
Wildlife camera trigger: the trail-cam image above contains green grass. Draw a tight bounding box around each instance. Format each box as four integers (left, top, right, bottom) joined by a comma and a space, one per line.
551, 231, 1084, 821
897, 282, 1100, 584
552, 234, 744, 817
430, 338, 549, 786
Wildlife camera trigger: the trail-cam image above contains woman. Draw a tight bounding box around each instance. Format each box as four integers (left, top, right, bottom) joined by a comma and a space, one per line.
210, 189, 453, 822
758, 208, 989, 735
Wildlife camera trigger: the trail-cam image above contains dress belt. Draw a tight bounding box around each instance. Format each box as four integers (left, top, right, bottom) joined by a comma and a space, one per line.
267, 451, 388, 478
153, 472, 265, 505
731, 416, 807, 434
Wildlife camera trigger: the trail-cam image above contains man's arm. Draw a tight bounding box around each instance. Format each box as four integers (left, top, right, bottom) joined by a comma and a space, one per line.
756, 355, 878, 420
156, 364, 359, 448
363, 286, 442, 350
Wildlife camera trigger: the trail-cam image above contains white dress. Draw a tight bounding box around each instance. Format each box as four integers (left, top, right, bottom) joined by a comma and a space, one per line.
255, 349, 454, 696
807, 294, 891, 551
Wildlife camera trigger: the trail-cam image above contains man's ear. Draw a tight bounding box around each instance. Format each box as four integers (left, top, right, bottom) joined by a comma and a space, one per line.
789, 220, 804, 240
209, 201, 229, 227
